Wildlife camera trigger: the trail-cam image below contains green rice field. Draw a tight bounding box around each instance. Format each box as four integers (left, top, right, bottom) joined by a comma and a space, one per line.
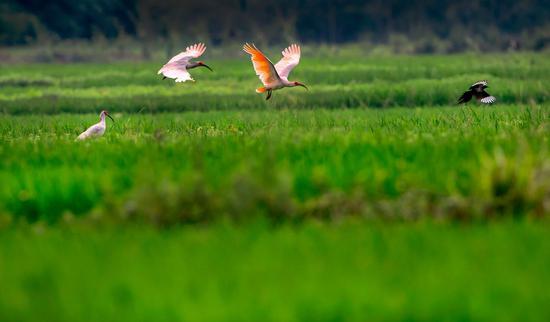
0, 53, 549, 321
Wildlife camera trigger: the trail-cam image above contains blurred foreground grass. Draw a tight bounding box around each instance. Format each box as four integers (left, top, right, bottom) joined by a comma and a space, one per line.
1, 221, 549, 322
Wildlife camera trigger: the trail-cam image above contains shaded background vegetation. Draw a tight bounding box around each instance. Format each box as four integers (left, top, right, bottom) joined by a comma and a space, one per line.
1, 0, 549, 59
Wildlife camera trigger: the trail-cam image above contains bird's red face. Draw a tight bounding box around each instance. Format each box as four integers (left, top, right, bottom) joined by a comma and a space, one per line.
198, 61, 213, 71
294, 81, 308, 90
101, 110, 115, 122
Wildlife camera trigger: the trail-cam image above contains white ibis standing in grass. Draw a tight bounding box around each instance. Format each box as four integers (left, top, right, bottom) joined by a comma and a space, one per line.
458, 80, 496, 104
243, 43, 308, 100
77, 110, 114, 140
158, 43, 213, 83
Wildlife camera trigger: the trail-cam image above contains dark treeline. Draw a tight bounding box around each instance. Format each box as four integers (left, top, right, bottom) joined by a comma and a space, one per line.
1, 0, 549, 52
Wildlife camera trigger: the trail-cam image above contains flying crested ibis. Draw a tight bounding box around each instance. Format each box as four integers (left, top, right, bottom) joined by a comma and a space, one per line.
243, 43, 308, 100
158, 43, 213, 83
458, 80, 496, 104
77, 110, 114, 140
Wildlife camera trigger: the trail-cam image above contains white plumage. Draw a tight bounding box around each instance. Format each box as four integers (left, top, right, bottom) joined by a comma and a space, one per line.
77, 110, 114, 140
158, 43, 212, 83
480, 96, 496, 104
470, 80, 488, 88
274, 44, 301, 80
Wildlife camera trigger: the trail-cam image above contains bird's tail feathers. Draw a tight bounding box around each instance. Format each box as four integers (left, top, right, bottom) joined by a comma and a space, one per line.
256, 86, 267, 93
176, 77, 194, 83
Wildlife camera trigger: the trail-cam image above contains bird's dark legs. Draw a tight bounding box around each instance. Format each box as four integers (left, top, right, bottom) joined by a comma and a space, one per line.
162, 76, 167, 80
266, 90, 272, 100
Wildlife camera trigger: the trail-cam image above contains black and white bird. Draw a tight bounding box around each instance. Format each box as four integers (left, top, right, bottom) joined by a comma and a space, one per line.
458, 80, 496, 104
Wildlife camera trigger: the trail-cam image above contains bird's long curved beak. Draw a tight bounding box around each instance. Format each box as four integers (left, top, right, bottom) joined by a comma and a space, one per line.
106, 114, 115, 122
200, 63, 213, 72
297, 82, 308, 90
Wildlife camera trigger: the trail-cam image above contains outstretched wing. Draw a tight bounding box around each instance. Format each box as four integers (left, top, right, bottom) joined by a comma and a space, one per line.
243, 43, 281, 87
274, 44, 301, 79
479, 91, 496, 104
458, 90, 473, 104
167, 43, 206, 64
158, 43, 206, 82
470, 80, 488, 90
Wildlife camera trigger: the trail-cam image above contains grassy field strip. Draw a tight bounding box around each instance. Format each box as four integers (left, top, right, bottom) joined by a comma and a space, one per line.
0, 54, 548, 114
0, 54, 549, 322
1, 106, 548, 225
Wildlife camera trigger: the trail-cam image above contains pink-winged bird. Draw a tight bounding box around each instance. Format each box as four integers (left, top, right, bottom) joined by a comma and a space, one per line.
158, 43, 212, 83
243, 43, 308, 100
